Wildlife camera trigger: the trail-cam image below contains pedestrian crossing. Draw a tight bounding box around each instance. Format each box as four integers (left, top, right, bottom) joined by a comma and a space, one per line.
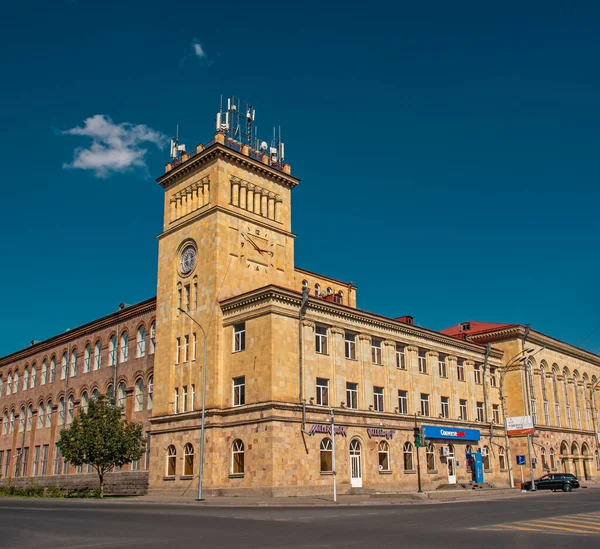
482, 511, 600, 536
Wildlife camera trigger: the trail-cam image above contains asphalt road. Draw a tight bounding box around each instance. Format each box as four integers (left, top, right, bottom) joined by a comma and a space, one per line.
1, 489, 599, 549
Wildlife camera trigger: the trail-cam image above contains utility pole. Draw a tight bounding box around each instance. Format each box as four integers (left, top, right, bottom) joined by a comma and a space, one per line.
414, 414, 423, 493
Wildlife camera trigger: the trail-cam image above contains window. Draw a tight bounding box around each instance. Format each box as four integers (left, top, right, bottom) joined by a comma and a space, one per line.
373, 387, 384, 412
183, 386, 188, 412
398, 390, 408, 415
176, 337, 181, 364
232, 439, 244, 475
418, 349, 428, 374
192, 333, 197, 361
474, 364, 482, 385
499, 446, 507, 470
396, 344, 406, 370
438, 355, 447, 378
372, 339, 382, 365
344, 332, 356, 360
21, 448, 29, 477
118, 382, 126, 408
14, 370, 19, 392
233, 376, 245, 406
457, 359, 465, 382
137, 326, 146, 358
45, 400, 53, 428
34, 447, 41, 476
67, 396, 74, 424
58, 398, 65, 425
316, 378, 329, 406
135, 379, 144, 411
94, 341, 102, 370
37, 403, 45, 429
314, 283, 320, 297
440, 396, 449, 418
333, 291, 343, 304
23, 368, 30, 390
191, 384, 195, 411
109, 335, 117, 366
490, 368, 497, 388
120, 332, 128, 363
476, 402, 484, 422
4, 450, 10, 479
107, 383, 116, 402
378, 441, 390, 472
420, 393, 430, 416
2, 411, 8, 435
173, 388, 179, 413
0, 375, 4, 397
148, 375, 153, 411
426, 442, 436, 472
41, 360, 48, 385
346, 382, 358, 409
9, 410, 16, 434
183, 335, 189, 362
81, 392, 89, 413
150, 322, 156, 354
31, 365, 37, 388
184, 443, 194, 476
541, 447, 548, 471
83, 345, 91, 373
70, 350, 77, 377
26, 405, 33, 431
403, 442, 414, 471
233, 323, 246, 352
184, 285, 190, 312
19, 406, 26, 433
459, 399, 467, 421
7, 372, 12, 394
166, 445, 176, 477
0, 451, 3, 478
492, 404, 500, 424
193, 279, 198, 309
177, 284, 182, 311
550, 448, 556, 470
315, 325, 328, 354
320, 438, 333, 472
482, 445, 490, 471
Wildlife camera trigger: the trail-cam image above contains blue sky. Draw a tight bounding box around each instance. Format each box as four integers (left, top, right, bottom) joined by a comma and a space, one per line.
1, 1, 600, 356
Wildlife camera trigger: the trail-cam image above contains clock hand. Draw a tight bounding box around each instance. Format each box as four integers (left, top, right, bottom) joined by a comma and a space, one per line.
245, 236, 264, 255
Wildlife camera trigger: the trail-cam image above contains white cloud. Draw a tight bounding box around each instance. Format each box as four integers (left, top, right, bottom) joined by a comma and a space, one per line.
62, 115, 167, 177
192, 40, 206, 58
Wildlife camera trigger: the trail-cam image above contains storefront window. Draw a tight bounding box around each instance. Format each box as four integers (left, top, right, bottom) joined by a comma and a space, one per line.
482, 445, 490, 471
403, 442, 414, 471
426, 442, 435, 472
378, 441, 390, 472
320, 438, 332, 473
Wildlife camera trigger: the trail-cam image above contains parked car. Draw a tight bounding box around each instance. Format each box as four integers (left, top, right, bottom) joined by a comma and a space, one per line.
522, 473, 580, 492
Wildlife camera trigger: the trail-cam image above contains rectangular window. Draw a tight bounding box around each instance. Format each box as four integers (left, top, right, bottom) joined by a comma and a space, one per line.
33, 446, 40, 477
233, 376, 245, 406
459, 399, 467, 421
492, 404, 500, 424
418, 349, 428, 374
315, 326, 328, 354
373, 386, 384, 412
0, 451, 3, 479
174, 388, 179, 414
544, 401, 549, 425
184, 285, 190, 312
555, 404, 561, 427
316, 378, 329, 406
398, 390, 408, 414
4, 450, 10, 479
457, 359, 465, 382
191, 384, 195, 411
175, 338, 181, 364
192, 333, 197, 360
490, 368, 497, 388
14, 448, 21, 477
344, 332, 356, 360
372, 339, 382, 365
183, 335, 189, 362
396, 344, 406, 370
346, 382, 358, 409
182, 386, 188, 412
53, 446, 62, 475
476, 401, 484, 422
233, 323, 246, 352
193, 282, 198, 310
131, 459, 139, 471
177, 286, 182, 311
438, 355, 447, 378
420, 393, 430, 416
440, 396, 449, 418
474, 365, 482, 385
41, 446, 48, 476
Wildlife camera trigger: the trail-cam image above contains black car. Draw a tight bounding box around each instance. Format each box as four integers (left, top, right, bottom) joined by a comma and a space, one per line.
522, 473, 580, 492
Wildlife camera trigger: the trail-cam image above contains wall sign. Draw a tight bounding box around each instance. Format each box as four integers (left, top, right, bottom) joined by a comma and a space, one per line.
422, 425, 480, 441
366, 428, 395, 440
506, 416, 534, 436
308, 424, 347, 437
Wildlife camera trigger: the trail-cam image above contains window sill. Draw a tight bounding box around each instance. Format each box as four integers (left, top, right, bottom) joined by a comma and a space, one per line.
345, 357, 358, 362
163, 476, 175, 481
427, 470, 438, 474
316, 352, 329, 356
379, 470, 392, 475
320, 471, 334, 476
404, 470, 416, 474
180, 475, 194, 480
229, 473, 245, 479
232, 349, 245, 354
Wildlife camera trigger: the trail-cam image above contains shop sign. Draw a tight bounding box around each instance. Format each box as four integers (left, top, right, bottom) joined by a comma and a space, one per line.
366, 428, 395, 440
422, 425, 480, 441
506, 416, 534, 436
308, 424, 347, 437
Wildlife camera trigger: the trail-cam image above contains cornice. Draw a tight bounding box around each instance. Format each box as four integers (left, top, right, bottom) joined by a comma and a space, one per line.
156, 143, 299, 191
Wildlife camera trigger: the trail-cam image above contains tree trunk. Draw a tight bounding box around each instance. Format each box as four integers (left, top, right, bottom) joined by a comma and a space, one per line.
99, 472, 104, 499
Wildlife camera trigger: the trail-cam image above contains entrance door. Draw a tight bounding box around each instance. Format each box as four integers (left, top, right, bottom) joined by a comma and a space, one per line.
447, 444, 456, 484
350, 439, 362, 488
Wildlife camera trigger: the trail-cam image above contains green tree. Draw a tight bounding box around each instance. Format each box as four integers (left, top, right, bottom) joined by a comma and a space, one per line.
57, 397, 145, 498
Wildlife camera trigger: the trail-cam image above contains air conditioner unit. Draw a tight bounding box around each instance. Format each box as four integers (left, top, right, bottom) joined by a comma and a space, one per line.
440, 446, 450, 457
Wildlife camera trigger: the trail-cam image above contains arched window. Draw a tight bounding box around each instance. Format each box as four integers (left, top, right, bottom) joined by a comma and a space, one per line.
426, 442, 435, 472
465, 444, 473, 473
2, 411, 8, 435
67, 395, 75, 424
7, 372, 12, 394
94, 340, 102, 370
92, 388, 99, 401
320, 438, 333, 472
148, 375, 153, 411
482, 445, 490, 471
70, 350, 77, 377
314, 283, 320, 297
563, 369, 572, 427
573, 374, 582, 429
403, 442, 414, 471
135, 378, 144, 411
149, 322, 156, 355
45, 400, 53, 428
232, 439, 245, 475
552, 367, 561, 427
9, 409, 16, 434
526, 362, 536, 424
378, 440, 390, 472
106, 383, 114, 402
13, 370, 19, 393
120, 332, 129, 363
50, 357, 56, 383
137, 326, 146, 358
26, 405, 33, 431
550, 448, 556, 470
166, 445, 177, 477
31, 364, 37, 388
58, 397, 66, 425
118, 382, 127, 408
81, 392, 89, 413
19, 405, 26, 433
84, 345, 91, 372
541, 447, 548, 471
0, 375, 3, 397
109, 335, 117, 366
23, 367, 30, 391
41, 360, 48, 385
35, 402, 44, 429
183, 443, 194, 476
498, 446, 506, 470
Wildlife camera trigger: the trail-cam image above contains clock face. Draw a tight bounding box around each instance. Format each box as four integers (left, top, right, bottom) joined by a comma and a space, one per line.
180, 245, 197, 275
240, 226, 275, 272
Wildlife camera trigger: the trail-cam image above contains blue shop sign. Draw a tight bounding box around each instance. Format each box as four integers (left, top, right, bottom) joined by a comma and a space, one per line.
422, 426, 480, 442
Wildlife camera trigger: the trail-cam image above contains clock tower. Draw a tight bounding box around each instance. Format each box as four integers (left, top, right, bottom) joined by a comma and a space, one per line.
151, 98, 299, 419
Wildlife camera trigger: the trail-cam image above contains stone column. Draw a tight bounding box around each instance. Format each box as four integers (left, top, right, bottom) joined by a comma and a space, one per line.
261, 191, 268, 217
202, 179, 210, 206
267, 192, 276, 220
231, 179, 240, 206
170, 199, 176, 222
239, 181, 247, 210
247, 184, 255, 213
275, 197, 282, 222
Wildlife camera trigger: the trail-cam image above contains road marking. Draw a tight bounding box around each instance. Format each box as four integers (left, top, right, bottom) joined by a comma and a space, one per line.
477, 511, 600, 536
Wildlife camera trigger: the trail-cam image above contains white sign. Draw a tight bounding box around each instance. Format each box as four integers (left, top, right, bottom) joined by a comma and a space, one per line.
596, 432, 600, 447
506, 415, 534, 436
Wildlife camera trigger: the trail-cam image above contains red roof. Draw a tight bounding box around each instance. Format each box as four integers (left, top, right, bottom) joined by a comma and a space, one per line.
440, 321, 519, 339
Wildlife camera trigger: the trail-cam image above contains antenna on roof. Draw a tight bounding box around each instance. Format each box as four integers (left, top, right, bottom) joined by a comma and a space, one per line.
170, 125, 186, 161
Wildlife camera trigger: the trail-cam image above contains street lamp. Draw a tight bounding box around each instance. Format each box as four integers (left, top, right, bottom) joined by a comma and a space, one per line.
178, 307, 207, 501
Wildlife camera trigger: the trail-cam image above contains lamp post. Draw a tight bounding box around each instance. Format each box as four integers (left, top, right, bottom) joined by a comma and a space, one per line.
178, 308, 207, 501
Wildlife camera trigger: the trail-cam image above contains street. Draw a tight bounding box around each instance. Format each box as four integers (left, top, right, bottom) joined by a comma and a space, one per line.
1, 490, 599, 549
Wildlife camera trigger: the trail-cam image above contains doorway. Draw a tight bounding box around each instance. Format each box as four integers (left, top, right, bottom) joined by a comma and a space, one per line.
350, 439, 362, 488
447, 444, 456, 484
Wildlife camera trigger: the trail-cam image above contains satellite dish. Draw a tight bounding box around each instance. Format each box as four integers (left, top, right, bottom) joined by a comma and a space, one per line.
260, 141, 268, 152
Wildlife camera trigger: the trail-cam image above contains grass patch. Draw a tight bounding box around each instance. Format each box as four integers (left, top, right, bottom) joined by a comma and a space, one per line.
0, 483, 100, 498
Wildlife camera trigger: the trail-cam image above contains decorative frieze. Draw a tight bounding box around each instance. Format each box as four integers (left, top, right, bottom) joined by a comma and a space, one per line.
230, 177, 282, 222
170, 176, 210, 223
